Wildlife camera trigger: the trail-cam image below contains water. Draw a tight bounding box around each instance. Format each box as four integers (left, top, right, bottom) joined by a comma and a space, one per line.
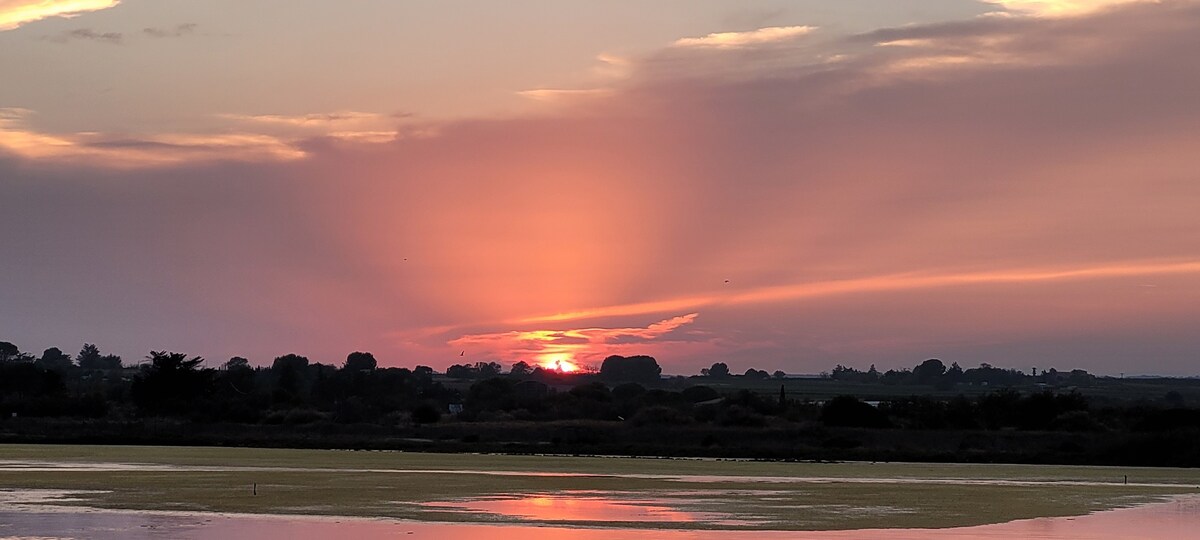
1, 493, 1197, 539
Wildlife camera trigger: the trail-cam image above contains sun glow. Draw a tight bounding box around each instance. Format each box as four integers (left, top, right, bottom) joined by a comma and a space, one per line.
538, 353, 579, 373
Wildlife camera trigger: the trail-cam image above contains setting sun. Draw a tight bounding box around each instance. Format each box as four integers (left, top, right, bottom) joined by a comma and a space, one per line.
537, 353, 579, 373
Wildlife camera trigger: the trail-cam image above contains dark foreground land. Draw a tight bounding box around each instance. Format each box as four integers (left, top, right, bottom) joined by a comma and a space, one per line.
4, 416, 1200, 468
4, 346, 1200, 467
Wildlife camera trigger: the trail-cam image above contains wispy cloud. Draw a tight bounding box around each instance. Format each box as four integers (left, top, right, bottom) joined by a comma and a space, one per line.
517, 88, 613, 103
0, 0, 120, 31
0, 108, 417, 167
672, 25, 815, 49
44, 27, 121, 43
0, 108, 304, 167
143, 22, 196, 38
219, 111, 404, 143
982, 0, 1160, 17
513, 260, 1200, 326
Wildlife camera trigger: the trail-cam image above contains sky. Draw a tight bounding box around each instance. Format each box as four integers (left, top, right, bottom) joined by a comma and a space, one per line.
2, 0, 1199, 375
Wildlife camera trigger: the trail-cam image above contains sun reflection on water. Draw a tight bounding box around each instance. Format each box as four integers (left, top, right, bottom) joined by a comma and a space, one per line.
422, 491, 751, 525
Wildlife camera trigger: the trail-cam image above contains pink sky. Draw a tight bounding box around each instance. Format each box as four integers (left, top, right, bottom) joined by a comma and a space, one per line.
2, 1, 1199, 375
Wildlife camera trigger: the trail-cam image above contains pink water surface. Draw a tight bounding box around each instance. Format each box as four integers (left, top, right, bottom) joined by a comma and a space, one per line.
1, 496, 1197, 540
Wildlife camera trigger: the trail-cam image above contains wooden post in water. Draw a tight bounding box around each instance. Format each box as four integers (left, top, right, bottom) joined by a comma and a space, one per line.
1124, 475, 1128, 484
253, 483, 257, 495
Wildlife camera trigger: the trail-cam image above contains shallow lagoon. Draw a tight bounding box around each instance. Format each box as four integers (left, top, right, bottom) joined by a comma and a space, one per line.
2, 495, 1199, 539
2, 445, 1199, 538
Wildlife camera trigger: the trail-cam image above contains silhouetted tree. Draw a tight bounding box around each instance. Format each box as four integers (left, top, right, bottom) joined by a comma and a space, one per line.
35, 347, 72, 372
743, 368, 770, 379
467, 378, 517, 410
76, 344, 122, 370
612, 382, 646, 401
272, 354, 309, 372
510, 361, 533, 377
130, 351, 212, 416
476, 362, 503, 378
344, 351, 378, 372
913, 359, 947, 385
224, 357, 251, 370
821, 396, 891, 428
75, 344, 100, 367
272, 354, 310, 402
702, 362, 730, 378
0, 341, 18, 363
600, 355, 661, 384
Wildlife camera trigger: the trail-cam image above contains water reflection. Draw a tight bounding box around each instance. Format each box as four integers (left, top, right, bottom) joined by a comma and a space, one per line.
421, 491, 755, 525
0, 497, 1198, 540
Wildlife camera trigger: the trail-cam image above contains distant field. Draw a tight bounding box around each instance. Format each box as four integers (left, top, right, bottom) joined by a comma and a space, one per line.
2, 445, 1198, 530
660, 376, 1200, 403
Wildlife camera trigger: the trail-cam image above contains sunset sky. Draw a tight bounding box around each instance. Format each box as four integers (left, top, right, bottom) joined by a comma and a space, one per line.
3, 0, 1198, 375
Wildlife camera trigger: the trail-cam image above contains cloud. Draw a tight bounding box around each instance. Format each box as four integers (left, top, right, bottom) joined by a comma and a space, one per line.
143, 22, 196, 38
512, 260, 1200, 326
0, 0, 120, 31
0, 108, 414, 167
0, 108, 305, 167
672, 26, 815, 49
447, 314, 700, 366
44, 27, 121, 43
218, 111, 405, 143
982, 0, 1160, 17
516, 88, 614, 103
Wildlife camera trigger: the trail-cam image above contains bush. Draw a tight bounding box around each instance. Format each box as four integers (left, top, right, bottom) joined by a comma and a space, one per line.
682, 385, 720, 403
821, 396, 891, 428
411, 402, 442, 424
631, 405, 691, 426
716, 405, 767, 427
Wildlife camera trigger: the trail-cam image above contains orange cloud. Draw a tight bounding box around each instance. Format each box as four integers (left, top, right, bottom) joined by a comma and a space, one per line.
448, 313, 699, 367
514, 260, 1200, 326
672, 26, 815, 49
218, 111, 404, 143
0, 0, 119, 31
0, 108, 312, 167
983, 0, 1160, 17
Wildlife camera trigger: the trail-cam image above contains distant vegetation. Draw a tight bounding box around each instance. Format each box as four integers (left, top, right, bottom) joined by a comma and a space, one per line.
3, 339, 1200, 466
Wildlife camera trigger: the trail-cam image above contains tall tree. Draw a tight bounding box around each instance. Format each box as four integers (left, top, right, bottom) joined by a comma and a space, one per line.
600, 355, 661, 384
344, 351, 378, 372
702, 362, 730, 378
130, 351, 212, 415
0, 341, 19, 363
35, 347, 73, 372
76, 344, 101, 369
